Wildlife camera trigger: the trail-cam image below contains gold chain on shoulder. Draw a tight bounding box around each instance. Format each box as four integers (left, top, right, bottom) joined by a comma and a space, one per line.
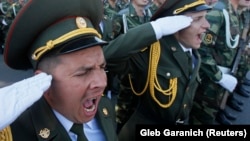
0, 126, 13, 141
129, 41, 177, 108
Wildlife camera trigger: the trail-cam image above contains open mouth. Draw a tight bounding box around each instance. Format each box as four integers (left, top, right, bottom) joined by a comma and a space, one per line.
84, 97, 97, 112
197, 33, 203, 43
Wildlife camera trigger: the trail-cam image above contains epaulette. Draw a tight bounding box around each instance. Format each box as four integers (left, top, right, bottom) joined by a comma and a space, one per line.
118, 8, 129, 15
213, 1, 226, 11
0, 126, 13, 141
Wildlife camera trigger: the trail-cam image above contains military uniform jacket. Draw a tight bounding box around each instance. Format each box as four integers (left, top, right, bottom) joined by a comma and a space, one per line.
104, 23, 201, 124
199, 0, 243, 82
4, 96, 117, 141
117, 3, 151, 33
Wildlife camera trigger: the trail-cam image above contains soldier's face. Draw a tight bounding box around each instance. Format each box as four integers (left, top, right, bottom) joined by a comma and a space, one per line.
175, 11, 210, 49
205, 0, 218, 6
238, 0, 250, 8
44, 46, 107, 124
133, 0, 149, 7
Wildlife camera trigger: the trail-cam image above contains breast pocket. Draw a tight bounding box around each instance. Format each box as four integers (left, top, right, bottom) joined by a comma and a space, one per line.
157, 66, 182, 89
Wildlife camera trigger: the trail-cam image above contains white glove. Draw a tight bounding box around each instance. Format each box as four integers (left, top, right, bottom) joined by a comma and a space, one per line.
150, 15, 193, 40
0, 72, 52, 130
216, 73, 238, 93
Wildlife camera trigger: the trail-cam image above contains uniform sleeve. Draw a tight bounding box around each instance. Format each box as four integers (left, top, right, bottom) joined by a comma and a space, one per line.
0, 73, 51, 130
103, 22, 157, 73
242, 9, 250, 29
0, 83, 42, 130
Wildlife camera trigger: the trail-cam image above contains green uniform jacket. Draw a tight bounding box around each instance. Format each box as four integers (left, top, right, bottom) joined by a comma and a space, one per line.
104, 23, 201, 141
190, 0, 243, 125
194, 0, 242, 108
8, 96, 117, 141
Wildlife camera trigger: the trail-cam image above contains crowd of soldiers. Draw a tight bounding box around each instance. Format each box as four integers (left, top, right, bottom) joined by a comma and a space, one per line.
0, 0, 250, 140
101, 0, 250, 129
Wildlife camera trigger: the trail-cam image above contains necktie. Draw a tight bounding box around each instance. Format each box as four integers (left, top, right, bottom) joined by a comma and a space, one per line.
70, 123, 88, 141
186, 51, 193, 75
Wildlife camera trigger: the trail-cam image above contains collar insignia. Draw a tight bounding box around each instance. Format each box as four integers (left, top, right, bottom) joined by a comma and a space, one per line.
39, 128, 50, 139
103, 108, 108, 116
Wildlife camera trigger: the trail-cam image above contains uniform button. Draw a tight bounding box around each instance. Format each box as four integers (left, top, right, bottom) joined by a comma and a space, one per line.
183, 104, 187, 109
171, 47, 177, 51
166, 72, 171, 77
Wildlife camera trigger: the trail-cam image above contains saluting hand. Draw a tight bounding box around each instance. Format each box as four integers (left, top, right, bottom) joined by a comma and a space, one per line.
150, 15, 193, 40
0, 72, 52, 130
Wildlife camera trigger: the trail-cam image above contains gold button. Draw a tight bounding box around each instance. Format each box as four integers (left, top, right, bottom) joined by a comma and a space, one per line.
103, 108, 108, 116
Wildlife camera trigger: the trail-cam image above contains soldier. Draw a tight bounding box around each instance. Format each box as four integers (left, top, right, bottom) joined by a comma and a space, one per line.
116, 0, 130, 10
117, 0, 151, 33
0, 0, 193, 140
100, 0, 121, 111
1, 0, 118, 140
148, 0, 166, 15
234, 6, 250, 97
190, 0, 250, 125
113, 0, 153, 132
104, 0, 211, 140
205, 0, 218, 6
103, 0, 120, 20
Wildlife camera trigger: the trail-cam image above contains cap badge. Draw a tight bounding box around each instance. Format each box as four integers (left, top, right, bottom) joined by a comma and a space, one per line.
76, 17, 87, 28
38, 128, 50, 139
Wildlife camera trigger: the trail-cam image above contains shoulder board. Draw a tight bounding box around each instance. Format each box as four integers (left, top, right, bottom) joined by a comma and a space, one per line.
213, 1, 226, 10
0, 126, 13, 141
118, 8, 129, 15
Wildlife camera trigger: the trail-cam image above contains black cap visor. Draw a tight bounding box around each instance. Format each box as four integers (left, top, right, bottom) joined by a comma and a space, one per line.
57, 35, 108, 54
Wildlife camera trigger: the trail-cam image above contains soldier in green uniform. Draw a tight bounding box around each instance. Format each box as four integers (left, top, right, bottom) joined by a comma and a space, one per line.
116, 0, 130, 10
103, 0, 120, 20
0, 0, 118, 140
104, 0, 211, 140
100, 0, 121, 113
235, 6, 250, 97
190, 0, 249, 125
113, 0, 153, 132
148, 0, 166, 15
117, 0, 152, 32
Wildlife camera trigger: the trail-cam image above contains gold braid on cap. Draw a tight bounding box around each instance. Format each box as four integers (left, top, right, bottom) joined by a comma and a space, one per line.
128, 41, 177, 108
32, 28, 101, 61
173, 0, 206, 15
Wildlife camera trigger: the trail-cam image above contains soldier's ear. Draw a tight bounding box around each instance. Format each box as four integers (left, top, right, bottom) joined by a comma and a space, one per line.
34, 70, 46, 75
